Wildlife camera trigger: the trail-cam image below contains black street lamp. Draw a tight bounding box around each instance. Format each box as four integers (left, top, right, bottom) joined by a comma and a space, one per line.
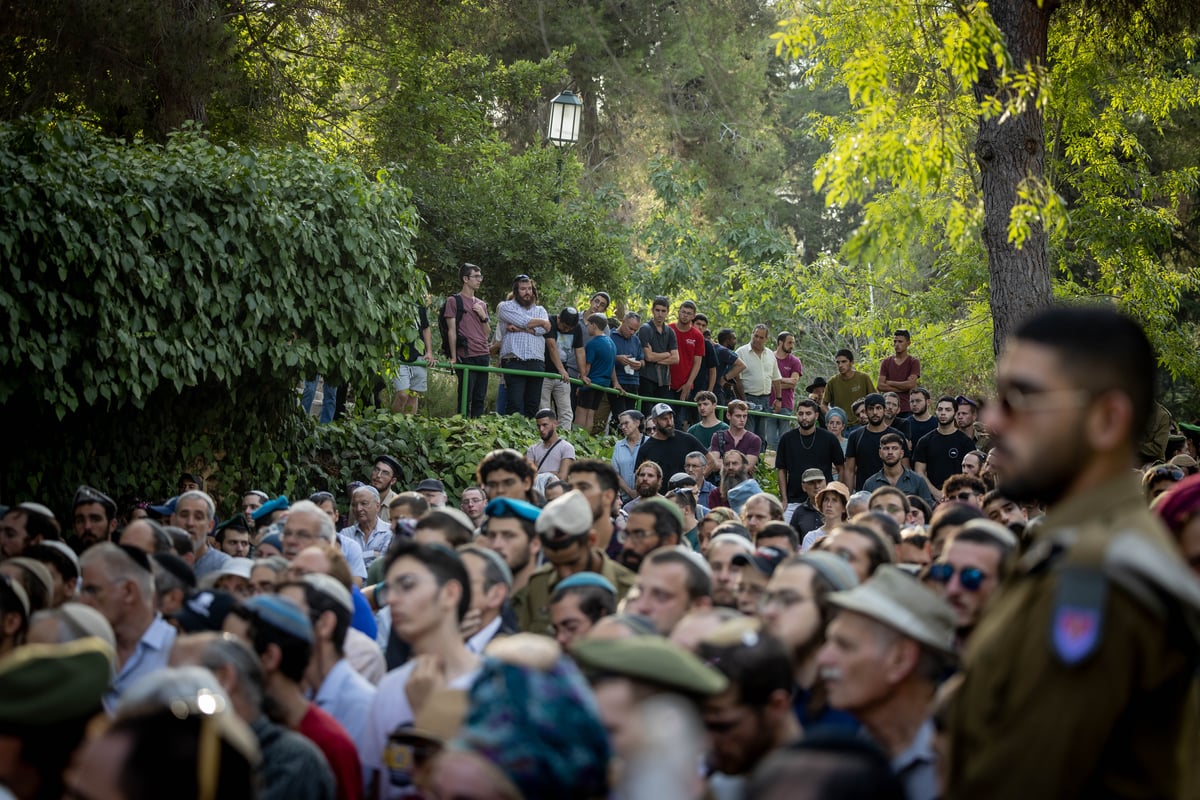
547, 90, 582, 199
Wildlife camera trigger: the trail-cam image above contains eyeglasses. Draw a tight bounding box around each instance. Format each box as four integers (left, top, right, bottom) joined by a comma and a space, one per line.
949, 492, 978, 502
620, 528, 660, 544
992, 384, 1092, 417
928, 562, 987, 591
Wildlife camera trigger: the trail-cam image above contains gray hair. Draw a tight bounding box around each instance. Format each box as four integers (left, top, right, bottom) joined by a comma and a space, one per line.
253, 556, 290, 576
199, 635, 266, 713
176, 490, 216, 520
352, 485, 381, 503
80, 542, 155, 600
287, 500, 337, 543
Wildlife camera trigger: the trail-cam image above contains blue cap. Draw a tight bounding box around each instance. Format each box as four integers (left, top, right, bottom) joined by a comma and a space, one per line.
486, 497, 541, 522
148, 496, 178, 517
252, 496, 289, 522
555, 573, 616, 595
240, 595, 313, 643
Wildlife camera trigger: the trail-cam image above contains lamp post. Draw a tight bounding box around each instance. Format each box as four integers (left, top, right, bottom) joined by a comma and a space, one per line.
547, 89, 582, 199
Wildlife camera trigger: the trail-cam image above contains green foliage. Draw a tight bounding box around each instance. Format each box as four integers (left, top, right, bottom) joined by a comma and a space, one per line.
304, 410, 616, 504
0, 114, 421, 418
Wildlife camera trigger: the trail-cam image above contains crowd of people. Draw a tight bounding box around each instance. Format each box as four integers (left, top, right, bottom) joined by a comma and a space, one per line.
2, 304, 1200, 800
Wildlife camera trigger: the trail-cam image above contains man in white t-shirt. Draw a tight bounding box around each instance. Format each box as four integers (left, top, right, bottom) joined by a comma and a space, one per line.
361, 541, 482, 799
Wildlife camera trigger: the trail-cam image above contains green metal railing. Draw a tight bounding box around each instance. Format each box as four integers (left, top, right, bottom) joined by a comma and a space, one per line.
430, 359, 798, 423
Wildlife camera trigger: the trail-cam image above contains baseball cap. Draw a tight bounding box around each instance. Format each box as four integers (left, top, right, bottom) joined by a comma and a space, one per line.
732, 546, 788, 577
648, 403, 674, 419
174, 590, 239, 633
801, 468, 826, 483
416, 478, 446, 493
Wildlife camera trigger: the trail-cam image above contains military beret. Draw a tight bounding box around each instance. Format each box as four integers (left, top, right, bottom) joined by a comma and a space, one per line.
214, 515, 250, 536
486, 497, 541, 522
251, 496, 289, 522
571, 636, 728, 697
0, 638, 114, 725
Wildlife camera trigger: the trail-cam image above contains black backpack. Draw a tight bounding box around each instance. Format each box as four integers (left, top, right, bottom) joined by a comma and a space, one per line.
438, 293, 467, 358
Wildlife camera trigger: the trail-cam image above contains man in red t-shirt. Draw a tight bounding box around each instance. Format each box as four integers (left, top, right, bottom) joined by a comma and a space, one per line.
878, 329, 921, 416
669, 300, 707, 428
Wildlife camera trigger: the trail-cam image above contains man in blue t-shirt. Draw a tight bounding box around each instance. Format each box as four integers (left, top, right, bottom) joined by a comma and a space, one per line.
611, 311, 644, 416
576, 313, 621, 433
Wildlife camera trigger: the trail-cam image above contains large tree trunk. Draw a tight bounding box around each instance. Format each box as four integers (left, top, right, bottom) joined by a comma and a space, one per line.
974, 0, 1057, 356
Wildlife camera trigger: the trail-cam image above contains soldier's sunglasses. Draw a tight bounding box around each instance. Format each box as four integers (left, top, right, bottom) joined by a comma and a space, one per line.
928, 563, 986, 592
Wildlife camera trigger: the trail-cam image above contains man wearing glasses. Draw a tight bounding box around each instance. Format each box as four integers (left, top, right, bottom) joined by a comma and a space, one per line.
946, 306, 1200, 798
926, 519, 1016, 651
368, 454, 401, 522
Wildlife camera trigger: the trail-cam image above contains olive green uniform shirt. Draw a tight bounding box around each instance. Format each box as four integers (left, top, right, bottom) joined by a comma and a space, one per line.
513, 551, 636, 635
946, 474, 1199, 799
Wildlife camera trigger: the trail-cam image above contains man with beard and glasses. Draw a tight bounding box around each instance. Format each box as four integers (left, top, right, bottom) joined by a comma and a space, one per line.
913, 395, 975, 503
760, 551, 861, 732
709, 450, 763, 516
776, 399, 845, 520
946, 306, 1200, 798
513, 491, 635, 635
843, 394, 910, 492
497, 274, 552, 418
636, 403, 707, 480
623, 461, 664, 513
618, 497, 684, 572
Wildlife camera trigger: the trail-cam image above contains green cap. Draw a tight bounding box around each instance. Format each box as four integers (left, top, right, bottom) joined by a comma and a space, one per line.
0, 638, 114, 725
571, 636, 728, 697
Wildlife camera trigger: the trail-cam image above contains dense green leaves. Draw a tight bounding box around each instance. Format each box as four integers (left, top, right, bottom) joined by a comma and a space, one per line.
0, 115, 421, 419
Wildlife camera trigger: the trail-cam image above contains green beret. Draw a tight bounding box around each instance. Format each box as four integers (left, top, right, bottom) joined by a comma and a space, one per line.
0, 638, 114, 725
571, 636, 728, 697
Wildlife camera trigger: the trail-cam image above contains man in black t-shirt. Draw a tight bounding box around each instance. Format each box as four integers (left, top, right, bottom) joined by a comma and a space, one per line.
843, 393, 910, 491
636, 403, 707, 479
903, 387, 938, 447
914, 395, 976, 501
776, 399, 845, 513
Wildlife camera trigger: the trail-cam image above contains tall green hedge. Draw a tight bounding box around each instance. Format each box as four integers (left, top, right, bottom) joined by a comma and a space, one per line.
0, 115, 422, 417
0, 114, 425, 511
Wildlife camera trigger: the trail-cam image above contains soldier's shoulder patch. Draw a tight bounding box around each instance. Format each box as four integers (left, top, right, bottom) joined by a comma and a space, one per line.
1050, 566, 1107, 665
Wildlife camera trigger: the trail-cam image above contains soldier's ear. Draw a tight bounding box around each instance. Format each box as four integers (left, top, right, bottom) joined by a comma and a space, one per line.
1085, 390, 1133, 452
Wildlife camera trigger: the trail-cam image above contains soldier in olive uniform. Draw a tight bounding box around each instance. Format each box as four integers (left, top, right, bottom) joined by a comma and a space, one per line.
945, 307, 1200, 798
513, 490, 636, 635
